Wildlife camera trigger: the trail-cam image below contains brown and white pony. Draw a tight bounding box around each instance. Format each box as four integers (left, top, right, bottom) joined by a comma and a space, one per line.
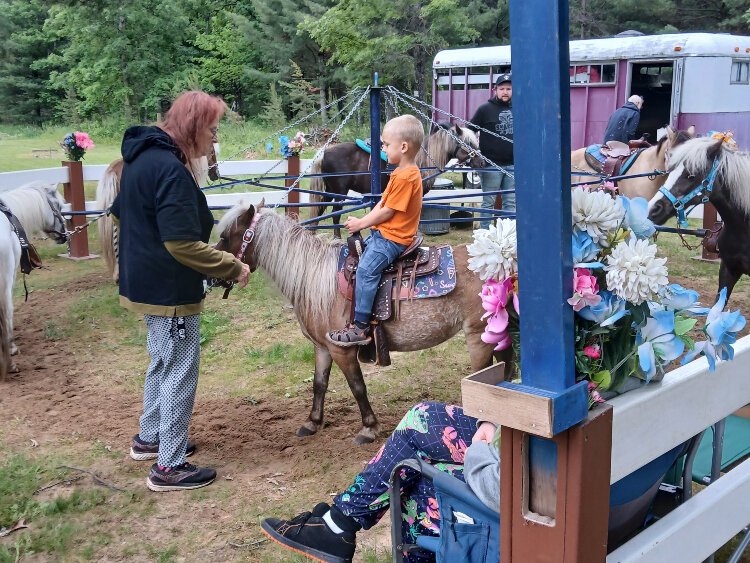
570, 126, 695, 199
215, 203, 502, 444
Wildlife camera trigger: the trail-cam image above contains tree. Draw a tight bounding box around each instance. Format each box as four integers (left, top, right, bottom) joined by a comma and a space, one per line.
303, 0, 479, 100
0, 0, 58, 124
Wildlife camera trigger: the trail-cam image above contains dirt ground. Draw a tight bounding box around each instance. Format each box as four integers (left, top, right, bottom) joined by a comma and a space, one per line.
0, 271, 408, 562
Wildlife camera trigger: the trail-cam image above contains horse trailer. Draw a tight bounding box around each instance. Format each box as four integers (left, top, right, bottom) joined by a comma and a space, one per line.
432, 33, 750, 148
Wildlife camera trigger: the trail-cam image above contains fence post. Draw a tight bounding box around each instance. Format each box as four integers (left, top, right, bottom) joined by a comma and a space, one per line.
369, 73, 382, 202
61, 160, 95, 259
285, 155, 300, 221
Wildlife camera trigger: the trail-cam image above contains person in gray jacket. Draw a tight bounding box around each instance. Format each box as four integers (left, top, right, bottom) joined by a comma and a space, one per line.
603, 95, 644, 144
261, 401, 498, 563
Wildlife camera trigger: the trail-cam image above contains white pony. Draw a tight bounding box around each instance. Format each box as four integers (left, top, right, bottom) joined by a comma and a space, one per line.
96, 156, 210, 282
0, 183, 67, 379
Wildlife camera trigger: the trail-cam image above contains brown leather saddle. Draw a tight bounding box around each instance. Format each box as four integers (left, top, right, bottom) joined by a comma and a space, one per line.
584, 137, 651, 182
339, 232, 443, 366
702, 221, 724, 255
0, 200, 43, 275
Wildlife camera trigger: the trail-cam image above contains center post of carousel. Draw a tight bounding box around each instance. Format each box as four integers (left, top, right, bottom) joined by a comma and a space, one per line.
460, 1, 614, 560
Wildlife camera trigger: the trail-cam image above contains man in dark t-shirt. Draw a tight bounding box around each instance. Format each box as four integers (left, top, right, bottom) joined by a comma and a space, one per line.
469, 73, 515, 229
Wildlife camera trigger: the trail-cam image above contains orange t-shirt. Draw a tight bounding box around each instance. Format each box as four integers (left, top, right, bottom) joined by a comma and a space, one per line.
376, 165, 423, 245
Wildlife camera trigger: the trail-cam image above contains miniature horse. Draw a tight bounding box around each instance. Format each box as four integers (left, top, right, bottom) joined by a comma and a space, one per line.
571, 126, 694, 198
215, 203, 503, 444
0, 183, 67, 379
309, 124, 483, 237
648, 136, 750, 302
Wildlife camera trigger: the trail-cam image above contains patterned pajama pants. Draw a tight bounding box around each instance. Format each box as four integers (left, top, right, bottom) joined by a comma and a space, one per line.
138, 314, 201, 468
334, 401, 478, 562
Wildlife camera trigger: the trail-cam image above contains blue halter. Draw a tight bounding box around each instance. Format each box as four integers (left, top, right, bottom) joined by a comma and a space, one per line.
658, 157, 720, 228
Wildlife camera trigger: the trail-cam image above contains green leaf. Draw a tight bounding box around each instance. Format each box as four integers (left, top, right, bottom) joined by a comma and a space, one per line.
592, 370, 612, 389
673, 316, 697, 336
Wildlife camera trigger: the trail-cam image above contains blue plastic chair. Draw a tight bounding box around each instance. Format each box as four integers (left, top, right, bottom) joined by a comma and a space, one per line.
389, 443, 689, 562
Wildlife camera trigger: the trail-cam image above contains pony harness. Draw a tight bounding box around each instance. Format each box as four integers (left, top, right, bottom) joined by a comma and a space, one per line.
658, 157, 720, 228
0, 200, 42, 275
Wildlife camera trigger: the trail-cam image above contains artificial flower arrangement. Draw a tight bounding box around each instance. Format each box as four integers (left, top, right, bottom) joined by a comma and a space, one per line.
468, 187, 747, 407
60, 131, 95, 161
279, 131, 306, 158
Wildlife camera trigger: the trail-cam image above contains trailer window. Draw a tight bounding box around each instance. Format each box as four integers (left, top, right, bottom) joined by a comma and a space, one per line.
731, 60, 749, 84
451, 68, 466, 91
435, 69, 450, 91
569, 63, 616, 86
468, 66, 492, 90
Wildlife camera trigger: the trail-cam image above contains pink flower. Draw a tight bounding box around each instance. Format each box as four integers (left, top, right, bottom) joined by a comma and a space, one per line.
74, 131, 94, 150
583, 344, 601, 359
588, 381, 605, 404
479, 278, 515, 351
568, 268, 602, 312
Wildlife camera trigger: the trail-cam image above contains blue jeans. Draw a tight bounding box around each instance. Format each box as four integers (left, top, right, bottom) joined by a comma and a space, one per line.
479, 165, 515, 229
354, 230, 406, 324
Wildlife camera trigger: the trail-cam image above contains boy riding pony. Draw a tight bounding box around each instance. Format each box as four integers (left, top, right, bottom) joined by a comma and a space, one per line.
327, 114, 425, 346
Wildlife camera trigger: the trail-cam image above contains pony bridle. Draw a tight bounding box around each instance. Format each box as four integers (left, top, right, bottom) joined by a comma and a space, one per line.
452, 145, 479, 167
658, 157, 720, 228
235, 210, 261, 263
45, 193, 68, 243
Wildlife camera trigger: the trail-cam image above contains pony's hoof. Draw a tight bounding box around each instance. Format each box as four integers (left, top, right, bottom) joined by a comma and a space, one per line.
9, 362, 19, 373
296, 425, 318, 438
353, 432, 376, 445
10, 343, 18, 356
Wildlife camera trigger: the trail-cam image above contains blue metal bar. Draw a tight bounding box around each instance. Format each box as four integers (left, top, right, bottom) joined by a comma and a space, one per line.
298, 202, 371, 226
370, 73, 383, 200
510, 0, 588, 421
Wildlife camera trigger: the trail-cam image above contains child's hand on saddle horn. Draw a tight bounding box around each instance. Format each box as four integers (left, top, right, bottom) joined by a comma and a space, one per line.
344, 216, 365, 234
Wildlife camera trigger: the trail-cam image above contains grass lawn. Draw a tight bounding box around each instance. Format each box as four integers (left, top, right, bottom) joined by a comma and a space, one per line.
0, 134, 749, 562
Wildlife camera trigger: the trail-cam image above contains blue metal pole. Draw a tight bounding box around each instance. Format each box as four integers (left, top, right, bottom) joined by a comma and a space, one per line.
509, 0, 587, 430
370, 73, 382, 201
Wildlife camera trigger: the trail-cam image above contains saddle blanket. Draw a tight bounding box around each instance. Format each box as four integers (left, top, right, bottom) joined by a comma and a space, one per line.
337, 244, 457, 301
355, 138, 388, 163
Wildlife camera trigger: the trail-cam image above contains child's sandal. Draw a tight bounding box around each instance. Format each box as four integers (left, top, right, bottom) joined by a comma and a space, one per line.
326, 323, 372, 347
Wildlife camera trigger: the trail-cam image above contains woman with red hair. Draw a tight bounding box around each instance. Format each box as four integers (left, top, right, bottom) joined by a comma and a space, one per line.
111, 91, 250, 492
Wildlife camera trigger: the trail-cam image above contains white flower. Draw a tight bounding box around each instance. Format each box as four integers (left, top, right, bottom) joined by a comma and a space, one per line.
467, 219, 517, 280
571, 188, 625, 246
605, 238, 668, 305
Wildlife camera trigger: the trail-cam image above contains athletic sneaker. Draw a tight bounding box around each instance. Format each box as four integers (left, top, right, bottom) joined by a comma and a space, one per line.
146, 462, 216, 492
261, 510, 356, 563
129, 434, 196, 461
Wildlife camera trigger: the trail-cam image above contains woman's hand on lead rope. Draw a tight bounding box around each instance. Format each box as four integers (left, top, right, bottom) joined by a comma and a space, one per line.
235, 263, 251, 288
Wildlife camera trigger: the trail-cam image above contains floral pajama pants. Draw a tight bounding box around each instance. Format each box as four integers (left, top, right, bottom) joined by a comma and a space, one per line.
333, 401, 478, 562
138, 314, 201, 468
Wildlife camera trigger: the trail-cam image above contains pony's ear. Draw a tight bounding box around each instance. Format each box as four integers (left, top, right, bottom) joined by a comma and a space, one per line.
687, 125, 696, 137
665, 125, 675, 143
453, 124, 462, 135
257, 198, 265, 210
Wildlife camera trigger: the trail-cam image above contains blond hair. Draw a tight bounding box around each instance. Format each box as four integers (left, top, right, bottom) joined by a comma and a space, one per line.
384, 115, 424, 155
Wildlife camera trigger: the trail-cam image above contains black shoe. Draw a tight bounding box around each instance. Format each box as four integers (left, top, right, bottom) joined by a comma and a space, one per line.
146, 462, 216, 492
261, 511, 356, 563
130, 434, 196, 461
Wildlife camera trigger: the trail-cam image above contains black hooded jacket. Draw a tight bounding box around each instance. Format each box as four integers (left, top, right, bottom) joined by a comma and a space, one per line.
111, 126, 214, 313
469, 97, 514, 166
603, 102, 641, 144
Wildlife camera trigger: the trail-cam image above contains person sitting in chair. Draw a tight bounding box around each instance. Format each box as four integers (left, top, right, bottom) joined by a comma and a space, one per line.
327, 114, 425, 347
261, 401, 498, 563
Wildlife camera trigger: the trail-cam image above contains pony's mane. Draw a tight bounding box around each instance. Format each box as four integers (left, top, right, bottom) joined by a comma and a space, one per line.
219, 205, 344, 322
419, 126, 478, 171
0, 182, 64, 234
669, 136, 750, 215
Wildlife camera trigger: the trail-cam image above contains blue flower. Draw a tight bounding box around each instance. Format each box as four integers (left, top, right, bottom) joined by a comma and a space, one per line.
577, 290, 628, 327
266, 142, 273, 154
279, 135, 291, 158
572, 230, 601, 265
682, 287, 747, 371
657, 284, 710, 315
620, 196, 656, 239
635, 310, 685, 382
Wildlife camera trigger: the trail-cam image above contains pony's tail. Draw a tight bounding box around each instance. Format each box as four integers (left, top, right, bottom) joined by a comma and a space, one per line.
0, 267, 9, 381
307, 155, 325, 221
96, 159, 123, 283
